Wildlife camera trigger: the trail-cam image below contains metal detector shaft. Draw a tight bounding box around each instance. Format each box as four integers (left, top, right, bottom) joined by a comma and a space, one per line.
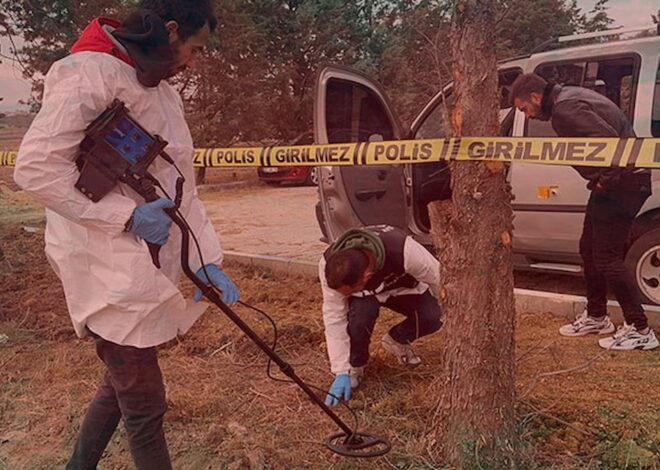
170, 212, 355, 437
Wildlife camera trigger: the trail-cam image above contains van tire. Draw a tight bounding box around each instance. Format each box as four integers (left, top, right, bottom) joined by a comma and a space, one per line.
624, 227, 660, 306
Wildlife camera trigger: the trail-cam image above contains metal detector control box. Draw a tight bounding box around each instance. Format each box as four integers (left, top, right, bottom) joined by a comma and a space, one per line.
75, 100, 168, 202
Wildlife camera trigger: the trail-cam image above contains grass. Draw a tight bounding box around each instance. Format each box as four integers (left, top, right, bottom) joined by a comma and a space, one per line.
1, 192, 659, 469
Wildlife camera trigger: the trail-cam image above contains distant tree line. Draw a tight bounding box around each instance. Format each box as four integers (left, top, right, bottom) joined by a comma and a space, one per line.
0, 0, 614, 146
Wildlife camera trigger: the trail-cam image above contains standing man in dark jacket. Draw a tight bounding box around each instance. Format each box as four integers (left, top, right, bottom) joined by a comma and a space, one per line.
511, 73, 658, 351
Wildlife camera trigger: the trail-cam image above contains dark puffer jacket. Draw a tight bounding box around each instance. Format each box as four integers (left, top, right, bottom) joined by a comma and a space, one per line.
542, 83, 651, 193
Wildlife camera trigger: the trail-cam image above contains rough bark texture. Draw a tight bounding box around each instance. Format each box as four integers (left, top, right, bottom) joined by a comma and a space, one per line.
196, 167, 207, 185
428, 0, 518, 466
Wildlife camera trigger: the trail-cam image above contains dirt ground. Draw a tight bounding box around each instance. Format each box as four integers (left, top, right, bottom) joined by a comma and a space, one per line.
1, 185, 660, 469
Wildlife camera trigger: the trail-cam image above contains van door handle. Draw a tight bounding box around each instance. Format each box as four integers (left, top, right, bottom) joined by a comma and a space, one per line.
356, 189, 386, 201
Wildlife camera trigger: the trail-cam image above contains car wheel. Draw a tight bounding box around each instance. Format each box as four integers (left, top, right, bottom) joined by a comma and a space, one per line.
305, 167, 319, 186
625, 227, 660, 305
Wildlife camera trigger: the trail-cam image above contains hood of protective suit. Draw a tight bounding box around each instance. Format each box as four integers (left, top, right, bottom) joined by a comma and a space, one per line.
71, 17, 135, 67
71, 12, 176, 87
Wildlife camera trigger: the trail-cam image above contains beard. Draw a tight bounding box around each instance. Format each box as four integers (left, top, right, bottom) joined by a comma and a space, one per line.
529, 102, 551, 121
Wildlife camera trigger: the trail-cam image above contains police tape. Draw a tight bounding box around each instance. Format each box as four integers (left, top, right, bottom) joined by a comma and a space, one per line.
3, 137, 660, 168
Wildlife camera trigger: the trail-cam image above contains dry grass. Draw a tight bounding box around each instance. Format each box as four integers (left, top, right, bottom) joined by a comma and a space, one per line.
1, 197, 659, 469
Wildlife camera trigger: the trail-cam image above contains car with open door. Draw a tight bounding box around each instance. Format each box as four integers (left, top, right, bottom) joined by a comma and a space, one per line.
313, 26, 660, 304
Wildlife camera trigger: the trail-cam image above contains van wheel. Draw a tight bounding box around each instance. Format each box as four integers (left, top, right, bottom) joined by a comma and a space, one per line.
625, 227, 660, 305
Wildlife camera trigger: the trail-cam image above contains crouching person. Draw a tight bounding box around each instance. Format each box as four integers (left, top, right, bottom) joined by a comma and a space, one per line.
320, 225, 442, 407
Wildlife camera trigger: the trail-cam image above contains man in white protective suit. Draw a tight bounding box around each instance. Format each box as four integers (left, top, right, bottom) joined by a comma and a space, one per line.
13, 1, 238, 468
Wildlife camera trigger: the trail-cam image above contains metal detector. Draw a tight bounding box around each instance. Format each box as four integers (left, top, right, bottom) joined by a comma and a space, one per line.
75, 100, 391, 458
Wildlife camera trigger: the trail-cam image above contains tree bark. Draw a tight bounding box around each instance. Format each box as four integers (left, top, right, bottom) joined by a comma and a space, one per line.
428, 0, 518, 466
196, 167, 207, 185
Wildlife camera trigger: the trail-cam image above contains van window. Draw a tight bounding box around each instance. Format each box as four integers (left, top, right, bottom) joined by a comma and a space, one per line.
653, 59, 660, 137
415, 92, 454, 140
409, 69, 521, 231
414, 68, 521, 140
527, 55, 639, 137
325, 78, 395, 143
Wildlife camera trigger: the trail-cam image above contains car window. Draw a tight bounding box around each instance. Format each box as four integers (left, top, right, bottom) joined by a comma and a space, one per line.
325, 78, 395, 143
527, 55, 639, 137
653, 58, 660, 137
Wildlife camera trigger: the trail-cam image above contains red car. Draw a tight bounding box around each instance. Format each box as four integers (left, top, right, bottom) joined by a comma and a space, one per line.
257, 165, 319, 186
257, 132, 318, 186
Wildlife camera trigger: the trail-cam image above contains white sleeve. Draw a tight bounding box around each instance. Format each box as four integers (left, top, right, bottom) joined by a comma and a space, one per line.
13, 56, 136, 235
319, 257, 351, 375
403, 237, 440, 298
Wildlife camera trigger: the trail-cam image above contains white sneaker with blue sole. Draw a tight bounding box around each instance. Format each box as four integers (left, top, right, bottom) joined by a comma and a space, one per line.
559, 310, 615, 337
598, 324, 660, 351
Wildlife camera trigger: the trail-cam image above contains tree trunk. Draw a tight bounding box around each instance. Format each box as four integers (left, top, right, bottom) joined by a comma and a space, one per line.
196, 167, 207, 185
428, 0, 518, 466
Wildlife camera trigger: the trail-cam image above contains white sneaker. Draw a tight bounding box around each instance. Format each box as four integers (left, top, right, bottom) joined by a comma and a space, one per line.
559, 310, 615, 337
381, 333, 422, 368
349, 366, 364, 388
598, 324, 660, 351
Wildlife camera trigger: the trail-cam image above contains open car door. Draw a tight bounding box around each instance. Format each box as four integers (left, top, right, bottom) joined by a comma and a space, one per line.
314, 66, 406, 242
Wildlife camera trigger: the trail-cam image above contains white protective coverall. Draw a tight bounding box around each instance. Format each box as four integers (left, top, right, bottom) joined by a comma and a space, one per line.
14, 51, 222, 347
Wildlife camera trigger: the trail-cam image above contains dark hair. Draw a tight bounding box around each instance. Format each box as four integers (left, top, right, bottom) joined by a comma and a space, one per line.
139, 0, 218, 40
325, 249, 369, 290
510, 73, 547, 105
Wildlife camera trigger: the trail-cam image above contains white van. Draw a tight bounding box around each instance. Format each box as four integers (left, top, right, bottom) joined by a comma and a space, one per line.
313, 26, 660, 304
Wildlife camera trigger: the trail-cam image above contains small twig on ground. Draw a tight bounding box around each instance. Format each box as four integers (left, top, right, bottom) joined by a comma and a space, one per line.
519, 399, 596, 437
0, 352, 17, 370
516, 338, 555, 364
16, 307, 31, 329
1, 244, 15, 271
383, 455, 399, 469
538, 348, 610, 378
249, 387, 277, 403
520, 348, 610, 398
209, 339, 233, 357
475, 441, 485, 470
624, 438, 633, 470
520, 394, 565, 425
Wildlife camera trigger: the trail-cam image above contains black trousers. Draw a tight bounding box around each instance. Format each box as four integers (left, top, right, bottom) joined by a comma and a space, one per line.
347, 290, 442, 368
580, 189, 650, 330
66, 333, 172, 470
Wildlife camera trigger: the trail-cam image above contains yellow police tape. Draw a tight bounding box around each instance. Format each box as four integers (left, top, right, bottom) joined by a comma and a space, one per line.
3, 137, 660, 168
192, 137, 660, 168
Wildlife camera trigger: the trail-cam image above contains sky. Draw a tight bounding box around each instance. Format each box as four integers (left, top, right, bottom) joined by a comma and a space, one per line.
0, 0, 658, 112
0, 34, 30, 112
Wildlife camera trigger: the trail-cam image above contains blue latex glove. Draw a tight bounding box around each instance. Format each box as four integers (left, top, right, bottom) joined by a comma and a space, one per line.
193, 264, 240, 304
128, 198, 175, 245
325, 373, 351, 407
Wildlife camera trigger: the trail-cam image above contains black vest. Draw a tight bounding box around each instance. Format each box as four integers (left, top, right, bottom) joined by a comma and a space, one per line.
323, 225, 418, 295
